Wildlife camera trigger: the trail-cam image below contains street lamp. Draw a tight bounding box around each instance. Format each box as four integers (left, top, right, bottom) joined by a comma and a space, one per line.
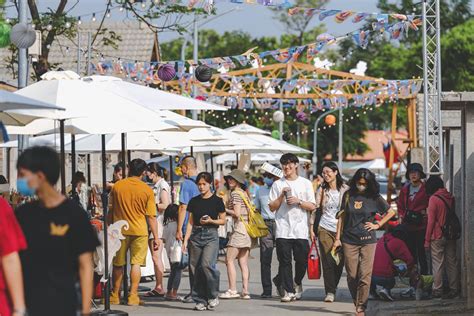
312, 108, 339, 179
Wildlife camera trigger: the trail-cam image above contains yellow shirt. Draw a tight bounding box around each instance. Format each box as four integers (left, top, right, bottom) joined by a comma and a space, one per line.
110, 177, 156, 236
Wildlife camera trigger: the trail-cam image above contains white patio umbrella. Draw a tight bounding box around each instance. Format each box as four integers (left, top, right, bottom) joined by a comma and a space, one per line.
225, 123, 271, 135
83, 75, 227, 112
0, 90, 64, 126
213, 152, 311, 165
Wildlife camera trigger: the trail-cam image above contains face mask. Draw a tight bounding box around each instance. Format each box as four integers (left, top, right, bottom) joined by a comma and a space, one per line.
263, 177, 274, 187
356, 184, 367, 192
17, 177, 36, 197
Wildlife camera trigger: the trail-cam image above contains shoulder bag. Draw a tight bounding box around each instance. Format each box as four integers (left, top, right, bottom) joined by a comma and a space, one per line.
236, 191, 269, 238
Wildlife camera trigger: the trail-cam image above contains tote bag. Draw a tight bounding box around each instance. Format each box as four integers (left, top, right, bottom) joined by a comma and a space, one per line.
237, 191, 269, 238
307, 241, 321, 279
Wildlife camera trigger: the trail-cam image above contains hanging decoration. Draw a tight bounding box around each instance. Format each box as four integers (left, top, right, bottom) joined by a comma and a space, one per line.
0, 23, 11, 48
157, 64, 176, 82
272, 110, 285, 123
10, 23, 36, 49
195, 65, 213, 82
325, 114, 337, 125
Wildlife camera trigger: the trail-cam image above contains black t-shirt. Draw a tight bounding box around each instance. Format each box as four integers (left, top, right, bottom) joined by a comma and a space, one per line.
15, 199, 100, 316
187, 194, 225, 228
341, 193, 390, 245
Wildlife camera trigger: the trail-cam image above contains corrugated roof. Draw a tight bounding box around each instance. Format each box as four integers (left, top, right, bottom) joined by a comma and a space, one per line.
0, 21, 155, 85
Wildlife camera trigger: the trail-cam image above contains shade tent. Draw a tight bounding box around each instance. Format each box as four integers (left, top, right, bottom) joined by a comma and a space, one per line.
83, 75, 227, 112
213, 153, 311, 165
0, 90, 64, 126
225, 123, 271, 135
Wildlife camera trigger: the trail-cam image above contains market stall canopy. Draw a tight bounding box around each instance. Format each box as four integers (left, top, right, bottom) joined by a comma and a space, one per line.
7, 79, 179, 135
0, 90, 65, 126
83, 75, 227, 112
213, 153, 310, 165
225, 123, 271, 135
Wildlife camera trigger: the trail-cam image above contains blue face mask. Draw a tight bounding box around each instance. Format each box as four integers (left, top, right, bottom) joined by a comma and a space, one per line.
17, 177, 36, 197
264, 177, 274, 187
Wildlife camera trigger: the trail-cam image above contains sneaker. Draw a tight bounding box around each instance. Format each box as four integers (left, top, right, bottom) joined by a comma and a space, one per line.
182, 294, 194, 304
208, 298, 219, 310
109, 291, 120, 305
219, 289, 240, 299
194, 303, 207, 311
273, 277, 285, 298
432, 290, 443, 299
260, 293, 272, 299
294, 284, 303, 300
376, 287, 394, 302
400, 287, 415, 298
280, 292, 296, 303
324, 293, 335, 303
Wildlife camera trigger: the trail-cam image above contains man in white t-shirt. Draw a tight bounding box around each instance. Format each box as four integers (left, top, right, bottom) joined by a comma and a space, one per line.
269, 153, 316, 303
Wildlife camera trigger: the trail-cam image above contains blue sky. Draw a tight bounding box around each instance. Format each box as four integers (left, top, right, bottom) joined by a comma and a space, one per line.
6, 0, 393, 42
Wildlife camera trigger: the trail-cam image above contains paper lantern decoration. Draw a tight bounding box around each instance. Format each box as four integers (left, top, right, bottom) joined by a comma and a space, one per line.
10, 23, 36, 49
157, 64, 176, 81
195, 65, 213, 82
296, 111, 307, 122
272, 110, 285, 123
271, 130, 280, 139
325, 114, 336, 125
0, 23, 11, 48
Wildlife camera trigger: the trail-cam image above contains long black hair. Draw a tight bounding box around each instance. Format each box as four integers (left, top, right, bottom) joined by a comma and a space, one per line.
425, 175, 445, 196
163, 204, 179, 225
320, 161, 344, 191
348, 168, 380, 198
196, 171, 213, 184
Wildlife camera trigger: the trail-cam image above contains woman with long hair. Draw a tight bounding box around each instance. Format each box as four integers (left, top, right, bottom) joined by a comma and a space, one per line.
219, 169, 253, 300
144, 162, 171, 297
183, 172, 226, 311
333, 168, 395, 316
310, 162, 349, 303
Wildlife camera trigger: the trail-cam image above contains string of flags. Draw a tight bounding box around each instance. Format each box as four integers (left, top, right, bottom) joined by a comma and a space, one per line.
89, 17, 421, 84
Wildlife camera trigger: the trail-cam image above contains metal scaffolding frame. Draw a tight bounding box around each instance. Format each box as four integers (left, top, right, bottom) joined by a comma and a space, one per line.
422, 0, 444, 175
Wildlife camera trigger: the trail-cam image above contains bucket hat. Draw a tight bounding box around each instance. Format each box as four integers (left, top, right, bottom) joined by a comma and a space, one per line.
406, 163, 427, 179
224, 169, 246, 185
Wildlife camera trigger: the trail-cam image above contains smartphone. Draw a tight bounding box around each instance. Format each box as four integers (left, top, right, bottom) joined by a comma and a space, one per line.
202, 215, 210, 220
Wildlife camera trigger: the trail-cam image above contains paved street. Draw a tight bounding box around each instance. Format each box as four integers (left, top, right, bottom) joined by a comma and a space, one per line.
93, 249, 358, 316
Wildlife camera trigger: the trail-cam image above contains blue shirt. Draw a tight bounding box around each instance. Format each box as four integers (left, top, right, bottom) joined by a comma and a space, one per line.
254, 185, 275, 220
179, 176, 200, 233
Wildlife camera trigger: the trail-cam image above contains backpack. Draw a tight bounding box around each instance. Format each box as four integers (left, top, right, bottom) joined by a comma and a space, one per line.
435, 195, 461, 240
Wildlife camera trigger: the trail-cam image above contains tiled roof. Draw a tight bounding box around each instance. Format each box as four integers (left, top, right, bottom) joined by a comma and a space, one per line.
0, 21, 155, 85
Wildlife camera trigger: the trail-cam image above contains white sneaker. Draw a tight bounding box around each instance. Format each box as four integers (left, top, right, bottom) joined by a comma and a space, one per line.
219, 289, 240, 299
324, 293, 335, 303
376, 286, 394, 302
194, 303, 207, 311
281, 292, 296, 303
295, 284, 303, 300
208, 298, 219, 310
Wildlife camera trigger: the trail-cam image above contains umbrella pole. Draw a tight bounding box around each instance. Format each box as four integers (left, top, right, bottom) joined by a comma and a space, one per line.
191, 146, 194, 156
120, 133, 129, 304
210, 151, 215, 192
87, 154, 91, 187
59, 119, 66, 194
95, 134, 128, 316
71, 134, 76, 195
169, 155, 174, 203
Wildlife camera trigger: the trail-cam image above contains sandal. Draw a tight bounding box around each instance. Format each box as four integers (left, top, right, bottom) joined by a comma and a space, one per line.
144, 289, 165, 297
219, 289, 240, 299
241, 293, 251, 300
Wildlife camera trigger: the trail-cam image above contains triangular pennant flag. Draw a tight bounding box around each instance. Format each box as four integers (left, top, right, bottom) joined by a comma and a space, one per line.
335, 11, 355, 23
319, 10, 341, 21
352, 12, 370, 23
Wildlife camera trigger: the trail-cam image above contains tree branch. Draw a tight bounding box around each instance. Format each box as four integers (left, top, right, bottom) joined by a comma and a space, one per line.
91, 0, 112, 47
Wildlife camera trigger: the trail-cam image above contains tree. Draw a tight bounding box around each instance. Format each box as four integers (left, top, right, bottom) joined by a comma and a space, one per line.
271, 0, 328, 46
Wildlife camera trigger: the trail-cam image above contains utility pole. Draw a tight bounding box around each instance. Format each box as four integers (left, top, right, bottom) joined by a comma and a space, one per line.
192, 15, 198, 120
17, 0, 29, 154
338, 107, 343, 169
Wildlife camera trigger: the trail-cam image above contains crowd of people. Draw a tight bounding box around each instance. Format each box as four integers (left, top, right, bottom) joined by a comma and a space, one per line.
0, 147, 461, 316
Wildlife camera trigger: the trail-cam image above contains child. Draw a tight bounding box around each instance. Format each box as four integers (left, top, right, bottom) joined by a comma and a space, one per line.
162, 204, 182, 300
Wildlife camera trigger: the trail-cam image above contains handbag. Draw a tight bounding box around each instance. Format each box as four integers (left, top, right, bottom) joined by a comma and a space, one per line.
237, 191, 269, 238
403, 184, 424, 225
307, 241, 321, 279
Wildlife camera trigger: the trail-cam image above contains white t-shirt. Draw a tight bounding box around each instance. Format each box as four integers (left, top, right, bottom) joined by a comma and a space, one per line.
154, 179, 171, 239
319, 189, 341, 233
269, 176, 316, 240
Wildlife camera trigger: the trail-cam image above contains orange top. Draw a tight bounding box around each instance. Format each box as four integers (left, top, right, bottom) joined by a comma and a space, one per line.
110, 177, 156, 236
